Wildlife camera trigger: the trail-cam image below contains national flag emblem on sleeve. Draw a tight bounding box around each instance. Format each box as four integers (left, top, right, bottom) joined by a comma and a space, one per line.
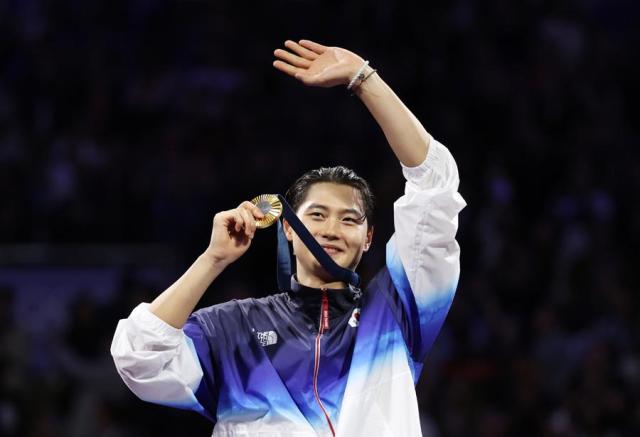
348, 308, 360, 327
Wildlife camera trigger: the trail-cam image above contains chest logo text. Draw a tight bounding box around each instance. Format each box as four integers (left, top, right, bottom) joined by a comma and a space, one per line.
256, 330, 278, 346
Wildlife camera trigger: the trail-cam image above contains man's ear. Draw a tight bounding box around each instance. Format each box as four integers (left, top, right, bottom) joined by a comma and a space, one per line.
363, 226, 374, 252
282, 219, 294, 242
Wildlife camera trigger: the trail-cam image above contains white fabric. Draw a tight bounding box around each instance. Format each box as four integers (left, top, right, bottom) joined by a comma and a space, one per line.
336, 329, 423, 437
111, 303, 205, 412
396, 136, 466, 310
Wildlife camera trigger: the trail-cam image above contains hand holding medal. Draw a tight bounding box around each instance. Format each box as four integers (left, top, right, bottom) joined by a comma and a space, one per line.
205, 200, 266, 266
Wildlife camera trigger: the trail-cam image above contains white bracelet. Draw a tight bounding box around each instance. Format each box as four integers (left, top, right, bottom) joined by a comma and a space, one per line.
347, 60, 370, 90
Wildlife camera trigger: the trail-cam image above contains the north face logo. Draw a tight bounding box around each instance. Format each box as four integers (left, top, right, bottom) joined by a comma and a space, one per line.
256, 330, 278, 346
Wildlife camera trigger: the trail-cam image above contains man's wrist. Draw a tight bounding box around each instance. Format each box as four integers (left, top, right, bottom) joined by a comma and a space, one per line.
352, 66, 378, 96
343, 51, 367, 85
346, 60, 368, 88
201, 248, 232, 271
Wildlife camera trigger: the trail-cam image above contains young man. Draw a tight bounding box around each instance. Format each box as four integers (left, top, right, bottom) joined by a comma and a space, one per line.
111, 40, 466, 436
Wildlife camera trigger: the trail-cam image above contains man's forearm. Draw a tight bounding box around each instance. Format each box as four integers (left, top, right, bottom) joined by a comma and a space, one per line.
149, 251, 227, 329
354, 68, 430, 167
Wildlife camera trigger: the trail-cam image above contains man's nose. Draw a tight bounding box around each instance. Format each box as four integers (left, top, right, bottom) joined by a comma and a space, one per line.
320, 218, 340, 238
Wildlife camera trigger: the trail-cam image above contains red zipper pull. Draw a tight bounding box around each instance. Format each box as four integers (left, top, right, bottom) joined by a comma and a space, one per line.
321, 289, 330, 331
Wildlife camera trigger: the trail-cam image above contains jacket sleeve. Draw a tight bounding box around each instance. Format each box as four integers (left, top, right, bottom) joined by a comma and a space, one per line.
110, 303, 215, 419
385, 135, 466, 361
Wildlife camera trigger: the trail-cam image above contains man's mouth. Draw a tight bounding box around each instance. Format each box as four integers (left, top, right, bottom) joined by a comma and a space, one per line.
321, 245, 342, 255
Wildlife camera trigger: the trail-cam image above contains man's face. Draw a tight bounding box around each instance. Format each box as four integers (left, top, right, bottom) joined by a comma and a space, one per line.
284, 182, 373, 285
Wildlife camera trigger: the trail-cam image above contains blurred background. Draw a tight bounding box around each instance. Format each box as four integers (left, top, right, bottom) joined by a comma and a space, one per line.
0, 0, 638, 436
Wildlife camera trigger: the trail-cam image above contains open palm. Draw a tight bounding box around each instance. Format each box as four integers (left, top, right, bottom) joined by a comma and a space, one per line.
273, 40, 364, 88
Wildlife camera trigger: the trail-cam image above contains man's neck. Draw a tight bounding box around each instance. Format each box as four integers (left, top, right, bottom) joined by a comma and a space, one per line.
295, 273, 347, 290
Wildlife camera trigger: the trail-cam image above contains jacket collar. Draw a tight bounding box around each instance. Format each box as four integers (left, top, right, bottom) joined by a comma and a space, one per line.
287, 275, 361, 323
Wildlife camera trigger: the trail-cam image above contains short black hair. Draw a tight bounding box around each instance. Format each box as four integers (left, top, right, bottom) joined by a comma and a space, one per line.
285, 166, 375, 229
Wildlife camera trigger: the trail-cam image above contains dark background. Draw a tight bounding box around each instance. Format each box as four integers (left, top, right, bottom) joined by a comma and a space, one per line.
1, 0, 639, 436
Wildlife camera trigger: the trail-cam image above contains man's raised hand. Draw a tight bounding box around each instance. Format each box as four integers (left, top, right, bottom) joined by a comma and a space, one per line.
273, 40, 364, 88
204, 201, 265, 267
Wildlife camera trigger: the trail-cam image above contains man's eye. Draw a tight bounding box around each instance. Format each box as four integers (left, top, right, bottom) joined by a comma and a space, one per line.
343, 217, 358, 223
310, 212, 324, 218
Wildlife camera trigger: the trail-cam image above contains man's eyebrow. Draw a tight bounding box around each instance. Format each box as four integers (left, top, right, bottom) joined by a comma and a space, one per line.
305, 203, 364, 216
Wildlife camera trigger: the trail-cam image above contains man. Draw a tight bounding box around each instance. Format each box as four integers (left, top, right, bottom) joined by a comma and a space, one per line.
111, 39, 466, 436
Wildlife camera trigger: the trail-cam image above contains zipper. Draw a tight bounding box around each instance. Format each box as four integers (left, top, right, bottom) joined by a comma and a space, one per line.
313, 288, 335, 436
321, 289, 330, 331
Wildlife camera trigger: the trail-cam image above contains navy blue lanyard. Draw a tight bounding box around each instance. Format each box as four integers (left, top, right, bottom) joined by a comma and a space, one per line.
275, 194, 360, 291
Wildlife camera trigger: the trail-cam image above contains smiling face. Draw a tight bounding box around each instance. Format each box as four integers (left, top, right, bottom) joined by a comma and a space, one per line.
283, 182, 374, 289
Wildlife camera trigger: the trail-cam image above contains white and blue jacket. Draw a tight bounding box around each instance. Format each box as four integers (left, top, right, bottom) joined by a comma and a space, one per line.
111, 137, 466, 436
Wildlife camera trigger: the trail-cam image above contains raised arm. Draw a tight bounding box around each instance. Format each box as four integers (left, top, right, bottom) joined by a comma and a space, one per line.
275, 40, 466, 361
111, 201, 263, 415
273, 39, 429, 167
149, 201, 264, 328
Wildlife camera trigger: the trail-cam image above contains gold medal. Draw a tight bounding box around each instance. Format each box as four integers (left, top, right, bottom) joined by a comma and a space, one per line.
251, 194, 283, 229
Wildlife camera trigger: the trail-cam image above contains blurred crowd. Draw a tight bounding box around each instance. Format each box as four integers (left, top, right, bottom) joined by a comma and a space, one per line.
1, 0, 638, 436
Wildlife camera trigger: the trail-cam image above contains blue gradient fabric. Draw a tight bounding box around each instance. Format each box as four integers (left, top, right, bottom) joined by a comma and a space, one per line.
182, 246, 457, 435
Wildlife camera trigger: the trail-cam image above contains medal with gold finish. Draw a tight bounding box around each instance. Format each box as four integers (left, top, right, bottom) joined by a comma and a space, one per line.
250, 194, 283, 229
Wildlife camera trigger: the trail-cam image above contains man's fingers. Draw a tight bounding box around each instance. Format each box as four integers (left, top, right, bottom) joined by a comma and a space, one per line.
273, 60, 300, 77
274, 48, 311, 68
298, 39, 327, 54
219, 201, 266, 237
239, 201, 262, 237
284, 40, 318, 60
238, 208, 255, 237
231, 210, 244, 233
240, 201, 265, 219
